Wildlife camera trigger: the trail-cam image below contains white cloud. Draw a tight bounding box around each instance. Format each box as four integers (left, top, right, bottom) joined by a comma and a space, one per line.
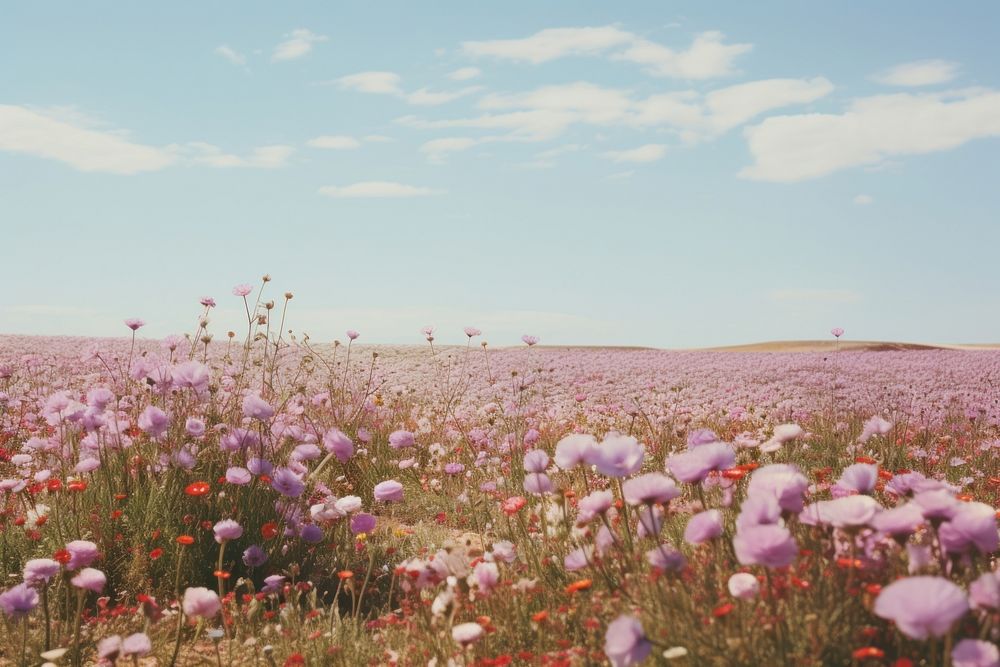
463, 26, 634, 64
400, 77, 831, 144
603, 143, 667, 163
336, 71, 403, 95
215, 45, 246, 66
364, 134, 393, 143
318, 181, 444, 198
853, 194, 874, 205
306, 135, 361, 149
873, 59, 958, 87
0, 104, 175, 174
740, 88, 1000, 182
405, 86, 484, 106
420, 137, 480, 164
272, 29, 328, 62
176, 142, 294, 168
449, 66, 482, 81
462, 26, 751, 79
614, 31, 752, 79
769, 289, 862, 304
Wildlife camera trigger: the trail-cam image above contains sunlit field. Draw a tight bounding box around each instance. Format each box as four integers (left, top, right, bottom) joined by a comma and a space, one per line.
0, 281, 997, 667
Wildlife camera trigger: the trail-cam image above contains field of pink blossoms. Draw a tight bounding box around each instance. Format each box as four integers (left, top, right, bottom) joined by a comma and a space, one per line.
0, 283, 998, 666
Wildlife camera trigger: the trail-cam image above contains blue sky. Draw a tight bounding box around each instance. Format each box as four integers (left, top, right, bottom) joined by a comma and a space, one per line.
2, 2, 999, 347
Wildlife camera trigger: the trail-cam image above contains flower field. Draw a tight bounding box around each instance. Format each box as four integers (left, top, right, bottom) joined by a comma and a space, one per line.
0, 284, 998, 666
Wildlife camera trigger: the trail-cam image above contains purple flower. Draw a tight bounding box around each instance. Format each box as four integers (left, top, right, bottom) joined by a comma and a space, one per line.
0, 583, 39, 618
471, 561, 499, 593
521, 334, 539, 346
733, 524, 798, 568
746, 464, 809, 513
137, 406, 169, 439
874, 576, 968, 639
262, 575, 285, 594
564, 546, 593, 571
667, 442, 735, 484
604, 615, 652, 667
182, 587, 220, 618
71, 567, 107, 592
444, 462, 465, 475
97, 635, 122, 661
760, 423, 803, 453
523, 449, 549, 473
299, 524, 324, 543
373, 480, 404, 502
225, 467, 252, 485
65, 540, 100, 570
388, 430, 415, 450
323, 429, 354, 463
646, 545, 686, 572
247, 457, 273, 476
554, 434, 597, 470
836, 463, 878, 494
122, 633, 152, 657
242, 393, 275, 421
969, 571, 999, 610
591, 433, 644, 478
727, 572, 760, 599
523, 472, 553, 495
687, 428, 720, 447
804, 495, 882, 529
213, 519, 243, 543
346, 330, 360, 340
350, 513, 376, 535
684, 509, 724, 545
622, 473, 681, 505
860, 416, 893, 442
576, 490, 614, 525
939, 501, 999, 555
242, 544, 268, 567
870, 503, 924, 539
913, 489, 960, 521
23, 558, 61, 585
952, 639, 999, 667
270, 468, 305, 497
736, 495, 782, 531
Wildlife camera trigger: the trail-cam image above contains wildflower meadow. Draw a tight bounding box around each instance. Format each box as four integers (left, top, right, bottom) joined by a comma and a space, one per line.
0, 279, 997, 667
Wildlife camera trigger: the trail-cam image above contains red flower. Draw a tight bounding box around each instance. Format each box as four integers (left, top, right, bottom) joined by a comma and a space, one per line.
149, 548, 163, 560
53, 549, 71, 564
712, 603, 735, 617
852, 647, 885, 660
261, 522, 279, 540
176, 535, 195, 545
501, 496, 527, 515
185, 481, 210, 497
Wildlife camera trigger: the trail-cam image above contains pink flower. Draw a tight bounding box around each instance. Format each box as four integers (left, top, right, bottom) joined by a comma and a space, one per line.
831, 327, 844, 338
242, 393, 275, 421
182, 587, 220, 618
874, 576, 968, 639
727, 572, 760, 599
521, 335, 539, 346
452, 622, 484, 645
71, 567, 106, 592
346, 330, 360, 340
232, 284, 253, 297
464, 327, 481, 338
124, 318, 145, 331
604, 615, 652, 667
373, 480, 404, 502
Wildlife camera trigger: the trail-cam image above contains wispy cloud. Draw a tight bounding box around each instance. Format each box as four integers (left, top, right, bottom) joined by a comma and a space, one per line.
603, 143, 667, 163
853, 194, 874, 205
173, 142, 294, 168
306, 135, 361, 150
873, 59, 958, 87
215, 45, 246, 66
462, 27, 751, 79
0, 105, 175, 174
334, 71, 483, 106
448, 66, 482, 81
318, 181, 444, 198
272, 28, 328, 62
